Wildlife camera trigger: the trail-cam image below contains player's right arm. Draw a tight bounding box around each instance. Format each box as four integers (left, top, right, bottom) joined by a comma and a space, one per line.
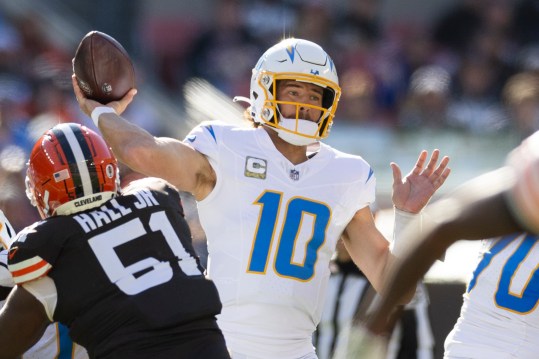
71, 75, 215, 200
0, 285, 50, 358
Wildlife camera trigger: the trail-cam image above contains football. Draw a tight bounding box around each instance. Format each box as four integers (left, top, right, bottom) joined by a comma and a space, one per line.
73, 31, 135, 103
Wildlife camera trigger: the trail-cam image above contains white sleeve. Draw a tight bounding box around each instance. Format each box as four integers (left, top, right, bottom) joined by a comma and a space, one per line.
21, 276, 58, 322
0, 209, 16, 248
391, 208, 421, 258
0, 250, 14, 288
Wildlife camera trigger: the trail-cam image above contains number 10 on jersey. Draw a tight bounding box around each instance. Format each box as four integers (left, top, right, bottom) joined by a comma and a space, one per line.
247, 190, 330, 281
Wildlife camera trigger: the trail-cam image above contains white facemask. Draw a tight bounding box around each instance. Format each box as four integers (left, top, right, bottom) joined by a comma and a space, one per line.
275, 117, 319, 146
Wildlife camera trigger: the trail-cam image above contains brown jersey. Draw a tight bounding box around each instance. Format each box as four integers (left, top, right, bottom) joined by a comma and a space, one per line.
9, 177, 228, 358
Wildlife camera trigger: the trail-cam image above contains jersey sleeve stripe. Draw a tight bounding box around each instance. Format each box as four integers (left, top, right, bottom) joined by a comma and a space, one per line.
9, 256, 52, 284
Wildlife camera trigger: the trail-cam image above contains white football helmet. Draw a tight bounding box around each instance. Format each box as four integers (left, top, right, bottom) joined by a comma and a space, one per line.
248, 38, 341, 145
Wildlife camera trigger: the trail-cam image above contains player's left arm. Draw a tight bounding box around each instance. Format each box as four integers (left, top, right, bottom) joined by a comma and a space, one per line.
342, 151, 450, 297
365, 170, 522, 335
0, 285, 50, 358
341, 207, 412, 302
388, 149, 450, 259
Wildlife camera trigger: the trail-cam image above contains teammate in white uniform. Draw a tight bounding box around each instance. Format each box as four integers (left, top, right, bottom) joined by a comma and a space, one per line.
0, 210, 88, 359
357, 131, 539, 358
72, 38, 450, 358
444, 232, 539, 358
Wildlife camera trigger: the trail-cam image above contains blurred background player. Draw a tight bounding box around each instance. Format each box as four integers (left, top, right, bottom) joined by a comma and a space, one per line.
73, 37, 450, 358
354, 129, 539, 358
315, 235, 434, 359
0, 209, 88, 358
1, 123, 229, 358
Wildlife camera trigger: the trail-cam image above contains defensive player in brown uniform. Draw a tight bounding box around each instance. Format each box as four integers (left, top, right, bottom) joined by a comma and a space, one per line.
0, 123, 230, 358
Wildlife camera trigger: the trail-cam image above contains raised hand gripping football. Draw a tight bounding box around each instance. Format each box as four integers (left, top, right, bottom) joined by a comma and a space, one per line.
72, 31, 138, 118
73, 31, 135, 103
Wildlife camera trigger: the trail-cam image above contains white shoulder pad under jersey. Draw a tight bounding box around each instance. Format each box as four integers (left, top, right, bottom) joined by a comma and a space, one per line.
0, 209, 15, 249
184, 121, 376, 228
0, 210, 16, 288
0, 250, 13, 289
506, 130, 539, 234
184, 120, 235, 161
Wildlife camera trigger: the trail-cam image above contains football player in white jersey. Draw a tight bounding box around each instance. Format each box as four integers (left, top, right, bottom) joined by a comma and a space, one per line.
72, 38, 450, 359
0, 210, 88, 359
353, 132, 539, 358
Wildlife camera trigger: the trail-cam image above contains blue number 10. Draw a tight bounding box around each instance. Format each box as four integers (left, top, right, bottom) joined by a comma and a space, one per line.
247, 191, 330, 281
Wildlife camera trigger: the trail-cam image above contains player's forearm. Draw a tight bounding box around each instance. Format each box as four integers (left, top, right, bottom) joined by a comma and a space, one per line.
452, 191, 522, 239
384, 253, 417, 305
0, 286, 50, 358
367, 226, 447, 334
97, 112, 156, 172
387, 208, 423, 304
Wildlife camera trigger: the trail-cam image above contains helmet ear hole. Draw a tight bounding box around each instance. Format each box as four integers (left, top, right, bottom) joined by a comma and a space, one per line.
322, 87, 335, 110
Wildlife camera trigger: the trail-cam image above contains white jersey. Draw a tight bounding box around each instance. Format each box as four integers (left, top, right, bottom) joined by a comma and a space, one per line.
20, 323, 88, 359
445, 233, 539, 358
506, 130, 539, 233
185, 122, 375, 358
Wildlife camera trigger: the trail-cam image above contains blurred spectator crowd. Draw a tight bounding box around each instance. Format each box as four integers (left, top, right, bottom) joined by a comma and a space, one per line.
1, 0, 539, 233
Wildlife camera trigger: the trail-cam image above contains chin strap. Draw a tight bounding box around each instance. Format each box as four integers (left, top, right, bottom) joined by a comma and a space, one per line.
275, 117, 319, 146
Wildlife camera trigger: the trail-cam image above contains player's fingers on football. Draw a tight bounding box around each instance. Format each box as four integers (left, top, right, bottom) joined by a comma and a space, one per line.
109, 89, 137, 114
126, 88, 138, 101
71, 75, 80, 95
71, 75, 86, 101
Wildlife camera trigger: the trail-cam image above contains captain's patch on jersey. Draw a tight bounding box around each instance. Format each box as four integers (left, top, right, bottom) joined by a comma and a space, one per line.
245, 156, 267, 179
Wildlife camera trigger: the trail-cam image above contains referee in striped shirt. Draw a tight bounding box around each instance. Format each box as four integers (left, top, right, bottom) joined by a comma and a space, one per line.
314, 239, 435, 359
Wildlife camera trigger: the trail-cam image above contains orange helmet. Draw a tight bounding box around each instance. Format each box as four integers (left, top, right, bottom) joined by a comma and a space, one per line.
25, 123, 119, 218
